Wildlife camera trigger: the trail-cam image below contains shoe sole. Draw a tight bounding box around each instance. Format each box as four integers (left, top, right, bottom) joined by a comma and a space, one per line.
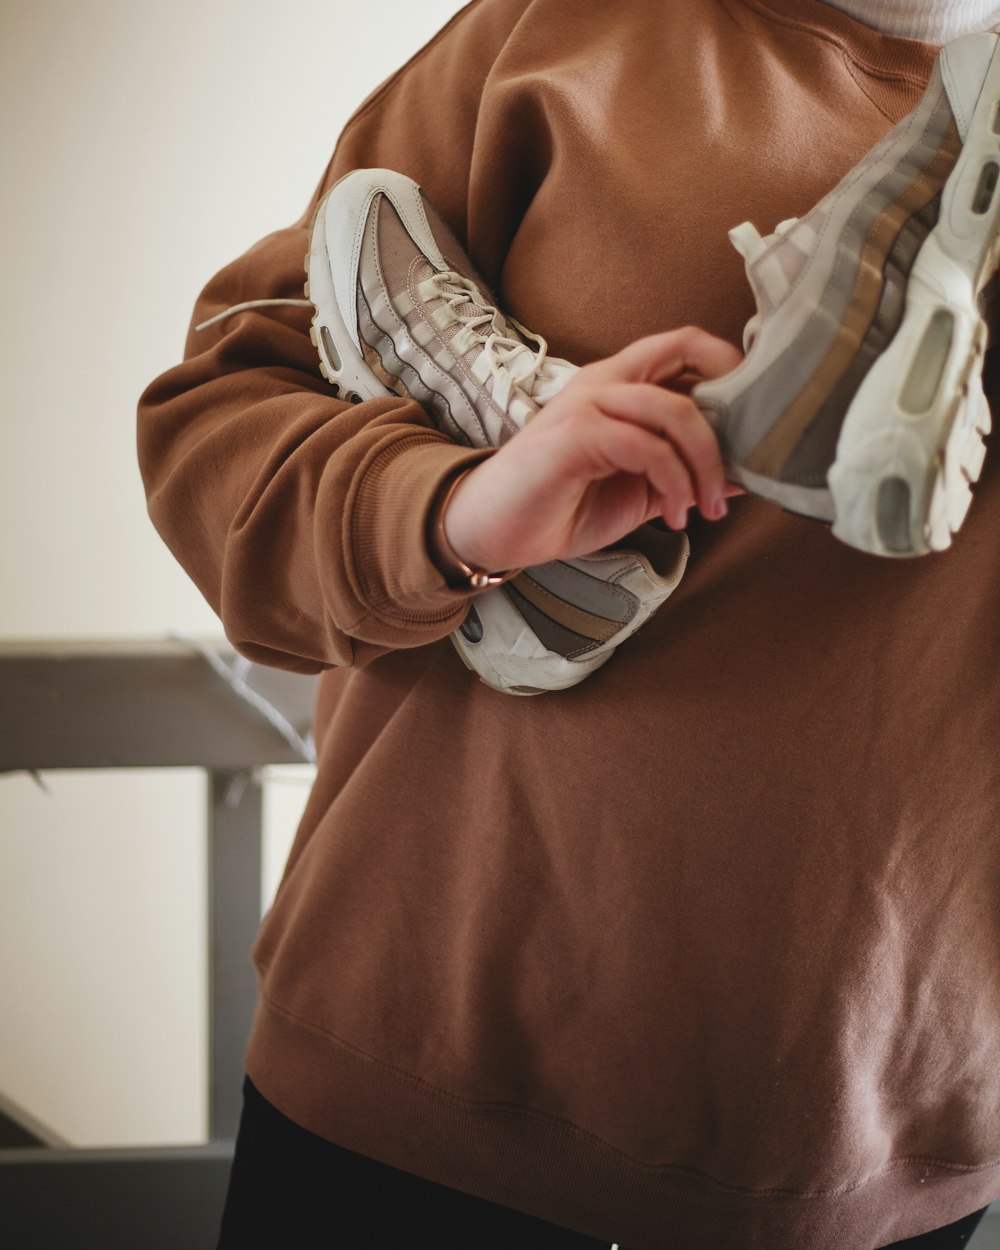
698, 41, 1000, 557
828, 44, 1000, 557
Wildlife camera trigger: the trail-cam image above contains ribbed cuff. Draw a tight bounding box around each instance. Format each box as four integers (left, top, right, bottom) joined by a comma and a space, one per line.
348, 436, 495, 628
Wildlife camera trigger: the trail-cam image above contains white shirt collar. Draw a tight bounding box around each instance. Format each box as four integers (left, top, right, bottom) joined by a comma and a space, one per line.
820, 0, 1000, 40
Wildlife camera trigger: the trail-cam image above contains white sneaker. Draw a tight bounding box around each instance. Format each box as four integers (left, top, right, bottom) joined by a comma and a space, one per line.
695, 33, 999, 557
305, 167, 688, 692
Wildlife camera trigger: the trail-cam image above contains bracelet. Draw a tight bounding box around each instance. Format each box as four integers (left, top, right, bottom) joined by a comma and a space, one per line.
432, 468, 517, 591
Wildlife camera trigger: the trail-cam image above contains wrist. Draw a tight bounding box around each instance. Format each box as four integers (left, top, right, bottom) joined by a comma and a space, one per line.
427, 466, 519, 591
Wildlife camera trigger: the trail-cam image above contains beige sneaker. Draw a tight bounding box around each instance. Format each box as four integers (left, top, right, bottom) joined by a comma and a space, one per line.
695, 33, 999, 558
305, 168, 688, 693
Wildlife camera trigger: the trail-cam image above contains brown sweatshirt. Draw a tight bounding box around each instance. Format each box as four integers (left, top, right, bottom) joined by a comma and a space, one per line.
136, 1, 1000, 1246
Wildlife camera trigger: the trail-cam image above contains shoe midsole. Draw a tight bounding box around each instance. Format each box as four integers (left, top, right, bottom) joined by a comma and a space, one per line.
827, 37, 1000, 554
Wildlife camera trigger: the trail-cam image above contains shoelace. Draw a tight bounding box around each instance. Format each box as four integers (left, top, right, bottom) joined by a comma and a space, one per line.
417, 269, 553, 411
194, 298, 313, 332
194, 284, 571, 412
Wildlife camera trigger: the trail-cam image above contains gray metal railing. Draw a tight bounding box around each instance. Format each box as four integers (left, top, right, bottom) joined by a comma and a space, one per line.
0, 638, 318, 1249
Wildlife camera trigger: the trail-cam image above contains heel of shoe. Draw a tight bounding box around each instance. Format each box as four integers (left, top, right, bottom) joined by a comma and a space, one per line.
830, 426, 932, 556
829, 315, 990, 556
304, 189, 391, 405
937, 38, 1000, 276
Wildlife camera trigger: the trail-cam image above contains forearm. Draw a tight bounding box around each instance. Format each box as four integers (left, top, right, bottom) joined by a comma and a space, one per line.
137, 199, 490, 672
137, 0, 529, 672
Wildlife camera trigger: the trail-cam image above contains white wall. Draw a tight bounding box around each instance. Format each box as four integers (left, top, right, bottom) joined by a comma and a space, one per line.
0, 0, 469, 1148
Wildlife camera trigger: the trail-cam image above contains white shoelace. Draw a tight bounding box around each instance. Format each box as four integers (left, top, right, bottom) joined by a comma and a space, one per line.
417, 269, 556, 410
194, 298, 312, 332
193, 282, 574, 411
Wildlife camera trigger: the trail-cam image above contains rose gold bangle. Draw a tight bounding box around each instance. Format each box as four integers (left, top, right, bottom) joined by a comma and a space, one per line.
433, 468, 518, 591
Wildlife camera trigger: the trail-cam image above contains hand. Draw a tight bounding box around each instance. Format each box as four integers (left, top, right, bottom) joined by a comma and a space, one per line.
441, 326, 743, 574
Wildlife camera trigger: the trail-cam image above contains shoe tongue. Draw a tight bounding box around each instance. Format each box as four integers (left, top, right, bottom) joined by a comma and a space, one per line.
727, 221, 783, 315
730, 209, 825, 320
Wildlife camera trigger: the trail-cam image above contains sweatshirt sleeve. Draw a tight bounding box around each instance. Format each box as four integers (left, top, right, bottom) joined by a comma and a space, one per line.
136, 0, 532, 675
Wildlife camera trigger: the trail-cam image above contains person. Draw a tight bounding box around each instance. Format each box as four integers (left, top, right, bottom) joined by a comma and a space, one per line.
136, 1, 1000, 1246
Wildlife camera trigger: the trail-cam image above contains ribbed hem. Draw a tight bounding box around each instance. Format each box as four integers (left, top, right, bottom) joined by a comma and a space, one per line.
246, 996, 1000, 1250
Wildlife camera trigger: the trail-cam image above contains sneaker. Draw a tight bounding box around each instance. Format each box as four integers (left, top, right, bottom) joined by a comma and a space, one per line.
693, 32, 999, 558
305, 167, 688, 693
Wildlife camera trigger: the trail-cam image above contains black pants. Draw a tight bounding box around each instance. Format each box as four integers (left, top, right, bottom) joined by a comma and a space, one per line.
217, 1076, 990, 1250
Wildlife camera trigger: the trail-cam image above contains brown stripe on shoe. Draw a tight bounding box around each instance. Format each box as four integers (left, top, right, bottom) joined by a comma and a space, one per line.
503, 580, 601, 658
525, 559, 638, 624
779, 195, 942, 484
510, 571, 624, 644
745, 118, 962, 479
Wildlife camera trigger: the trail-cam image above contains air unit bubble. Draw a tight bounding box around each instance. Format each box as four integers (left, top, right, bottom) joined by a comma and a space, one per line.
972, 160, 999, 214
319, 325, 343, 372
876, 478, 913, 553
899, 309, 954, 415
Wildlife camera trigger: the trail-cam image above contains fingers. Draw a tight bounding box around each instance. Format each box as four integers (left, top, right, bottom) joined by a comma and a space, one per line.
503, 325, 744, 543
590, 419, 703, 529
591, 382, 728, 520
589, 326, 743, 388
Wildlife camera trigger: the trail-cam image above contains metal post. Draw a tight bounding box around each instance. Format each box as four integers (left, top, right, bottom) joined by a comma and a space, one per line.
0, 639, 316, 1246
207, 769, 263, 1141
